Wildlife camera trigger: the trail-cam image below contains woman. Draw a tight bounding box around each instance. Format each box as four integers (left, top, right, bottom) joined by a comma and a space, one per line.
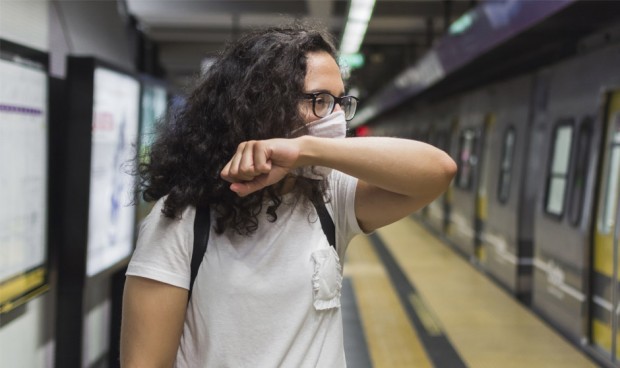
121, 25, 456, 367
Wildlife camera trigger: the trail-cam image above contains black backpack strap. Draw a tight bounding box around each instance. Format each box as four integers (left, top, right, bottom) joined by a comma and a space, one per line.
311, 198, 336, 250
189, 201, 334, 302
189, 206, 210, 301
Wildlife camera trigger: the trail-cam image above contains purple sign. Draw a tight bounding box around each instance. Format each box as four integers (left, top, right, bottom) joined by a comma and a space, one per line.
353, 0, 576, 126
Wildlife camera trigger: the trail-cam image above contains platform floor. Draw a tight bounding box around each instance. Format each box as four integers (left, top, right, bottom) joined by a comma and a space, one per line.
341, 217, 598, 368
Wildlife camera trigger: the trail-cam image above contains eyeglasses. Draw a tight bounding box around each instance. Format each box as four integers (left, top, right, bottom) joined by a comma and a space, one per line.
303, 92, 359, 121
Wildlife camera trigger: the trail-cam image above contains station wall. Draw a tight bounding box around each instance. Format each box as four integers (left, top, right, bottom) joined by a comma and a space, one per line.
0, 1, 136, 367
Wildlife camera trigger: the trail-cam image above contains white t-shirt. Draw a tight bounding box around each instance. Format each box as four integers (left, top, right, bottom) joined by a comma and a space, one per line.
126, 170, 363, 367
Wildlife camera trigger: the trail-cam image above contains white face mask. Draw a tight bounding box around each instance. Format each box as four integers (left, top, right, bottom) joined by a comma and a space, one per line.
291, 110, 347, 138
303, 110, 347, 139
292, 110, 347, 179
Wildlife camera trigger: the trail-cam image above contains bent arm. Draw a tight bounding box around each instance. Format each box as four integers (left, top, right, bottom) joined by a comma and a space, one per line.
297, 136, 457, 231
120, 276, 188, 368
221, 136, 456, 232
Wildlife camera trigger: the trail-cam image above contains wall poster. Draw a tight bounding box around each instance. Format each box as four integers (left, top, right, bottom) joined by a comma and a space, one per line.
0, 55, 48, 312
86, 67, 140, 276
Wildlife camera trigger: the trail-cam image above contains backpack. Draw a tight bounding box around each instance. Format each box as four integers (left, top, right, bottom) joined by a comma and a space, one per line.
189, 199, 335, 300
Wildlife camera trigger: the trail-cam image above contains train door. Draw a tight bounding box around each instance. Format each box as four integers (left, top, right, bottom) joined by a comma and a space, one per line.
590, 91, 620, 359
425, 124, 452, 231
451, 125, 480, 256
420, 123, 434, 219
451, 112, 490, 259
475, 114, 496, 263
444, 118, 459, 232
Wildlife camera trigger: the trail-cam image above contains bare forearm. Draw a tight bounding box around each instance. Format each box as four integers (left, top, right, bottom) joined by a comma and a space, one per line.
297, 136, 457, 199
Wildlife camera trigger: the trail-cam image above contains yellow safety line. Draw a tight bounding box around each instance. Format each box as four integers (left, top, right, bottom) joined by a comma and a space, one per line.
345, 236, 433, 368
409, 293, 443, 337
377, 217, 598, 368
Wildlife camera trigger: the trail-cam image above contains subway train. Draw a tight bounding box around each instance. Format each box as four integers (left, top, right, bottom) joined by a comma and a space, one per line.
361, 20, 620, 367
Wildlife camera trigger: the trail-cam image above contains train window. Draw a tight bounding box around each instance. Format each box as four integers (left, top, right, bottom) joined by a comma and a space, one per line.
456, 129, 478, 190
545, 122, 574, 217
567, 119, 593, 226
600, 114, 620, 234
497, 126, 516, 204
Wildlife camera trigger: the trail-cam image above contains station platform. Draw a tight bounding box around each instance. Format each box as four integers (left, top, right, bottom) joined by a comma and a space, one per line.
341, 217, 598, 368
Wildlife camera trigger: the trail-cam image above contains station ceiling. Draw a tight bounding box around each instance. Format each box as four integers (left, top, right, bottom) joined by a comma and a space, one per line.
126, 0, 475, 97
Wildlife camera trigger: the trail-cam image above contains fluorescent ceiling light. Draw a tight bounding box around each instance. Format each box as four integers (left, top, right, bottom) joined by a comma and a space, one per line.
339, 0, 376, 55
344, 21, 367, 38
342, 33, 363, 47
340, 21, 368, 54
341, 32, 364, 54
349, 5, 373, 22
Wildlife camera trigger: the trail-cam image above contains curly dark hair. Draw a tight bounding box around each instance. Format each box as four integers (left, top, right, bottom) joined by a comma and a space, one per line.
138, 24, 339, 235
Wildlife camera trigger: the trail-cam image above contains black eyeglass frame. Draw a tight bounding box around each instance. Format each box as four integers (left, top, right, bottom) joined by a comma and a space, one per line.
303, 92, 360, 121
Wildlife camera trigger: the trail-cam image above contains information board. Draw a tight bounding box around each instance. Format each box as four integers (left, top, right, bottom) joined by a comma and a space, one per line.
0, 56, 48, 311
86, 67, 140, 276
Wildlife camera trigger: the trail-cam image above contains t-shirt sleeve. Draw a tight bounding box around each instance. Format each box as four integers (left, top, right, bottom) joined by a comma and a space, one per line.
326, 170, 365, 257
126, 198, 195, 290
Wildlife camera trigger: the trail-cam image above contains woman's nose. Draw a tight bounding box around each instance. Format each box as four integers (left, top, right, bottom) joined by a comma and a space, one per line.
333, 103, 343, 112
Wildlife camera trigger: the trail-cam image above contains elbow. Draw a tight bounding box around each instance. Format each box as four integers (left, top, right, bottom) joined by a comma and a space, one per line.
439, 152, 458, 189
446, 156, 458, 183
409, 152, 456, 204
